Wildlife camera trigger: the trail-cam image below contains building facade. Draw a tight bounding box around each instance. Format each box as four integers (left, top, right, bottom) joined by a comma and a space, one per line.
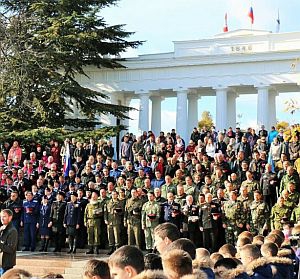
79, 29, 300, 142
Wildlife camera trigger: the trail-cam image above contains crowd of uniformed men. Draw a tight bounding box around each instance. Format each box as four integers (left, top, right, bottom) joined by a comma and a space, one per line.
0, 124, 300, 255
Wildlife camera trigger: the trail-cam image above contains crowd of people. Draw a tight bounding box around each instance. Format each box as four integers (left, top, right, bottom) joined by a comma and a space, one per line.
0, 124, 299, 277
4, 222, 300, 278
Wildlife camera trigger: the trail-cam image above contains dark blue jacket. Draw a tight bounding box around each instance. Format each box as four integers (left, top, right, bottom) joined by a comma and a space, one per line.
268, 256, 294, 279
200, 267, 215, 279
38, 204, 51, 228
22, 199, 39, 224
64, 201, 81, 226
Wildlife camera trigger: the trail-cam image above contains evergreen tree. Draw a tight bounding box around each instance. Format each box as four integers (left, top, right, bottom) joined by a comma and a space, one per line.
0, 0, 142, 132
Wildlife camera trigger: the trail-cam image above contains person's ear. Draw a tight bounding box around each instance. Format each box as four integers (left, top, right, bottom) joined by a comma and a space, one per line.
124, 266, 136, 278
164, 236, 172, 245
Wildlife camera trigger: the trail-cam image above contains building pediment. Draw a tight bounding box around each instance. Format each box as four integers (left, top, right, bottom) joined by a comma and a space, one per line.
172, 29, 300, 57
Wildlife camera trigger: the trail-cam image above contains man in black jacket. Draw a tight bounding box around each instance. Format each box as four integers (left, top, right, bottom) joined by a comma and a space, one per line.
0, 209, 18, 275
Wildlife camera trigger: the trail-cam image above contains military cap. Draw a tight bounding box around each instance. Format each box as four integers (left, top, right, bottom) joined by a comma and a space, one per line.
70, 191, 78, 197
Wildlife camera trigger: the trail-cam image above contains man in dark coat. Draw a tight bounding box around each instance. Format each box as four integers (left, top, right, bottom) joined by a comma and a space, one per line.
64, 192, 81, 253
50, 191, 67, 252
161, 192, 181, 230
0, 209, 18, 275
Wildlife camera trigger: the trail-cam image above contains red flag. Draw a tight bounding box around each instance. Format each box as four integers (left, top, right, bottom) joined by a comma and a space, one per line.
223, 13, 228, 32
248, 7, 254, 24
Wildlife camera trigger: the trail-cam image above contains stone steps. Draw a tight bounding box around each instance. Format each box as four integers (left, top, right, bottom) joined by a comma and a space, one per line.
14, 251, 109, 278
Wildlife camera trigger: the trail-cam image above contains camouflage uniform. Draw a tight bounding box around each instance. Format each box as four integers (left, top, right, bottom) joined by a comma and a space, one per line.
184, 185, 196, 198
104, 199, 123, 249
241, 180, 259, 199
280, 174, 299, 193
98, 196, 109, 249
134, 176, 145, 188
270, 204, 291, 230
175, 194, 187, 208
249, 200, 270, 235
141, 200, 161, 250
291, 206, 300, 225
222, 200, 245, 245
288, 191, 300, 206
118, 196, 127, 245
124, 197, 143, 248
160, 184, 176, 199
172, 178, 185, 186
237, 195, 252, 228
84, 201, 103, 250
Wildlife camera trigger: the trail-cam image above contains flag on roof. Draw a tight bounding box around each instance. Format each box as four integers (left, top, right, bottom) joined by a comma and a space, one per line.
223, 13, 228, 32
276, 9, 280, 33
248, 6, 254, 24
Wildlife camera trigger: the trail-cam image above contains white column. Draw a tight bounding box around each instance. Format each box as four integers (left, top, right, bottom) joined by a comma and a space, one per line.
151, 96, 162, 136
227, 92, 237, 128
119, 96, 131, 140
268, 92, 277, 128
215, 87, 228, 132
176, 89, 188, 143
109, 93, 118, 126
188, 94, 199, 135
257, 86, 270, 129
138, 93, 150, 132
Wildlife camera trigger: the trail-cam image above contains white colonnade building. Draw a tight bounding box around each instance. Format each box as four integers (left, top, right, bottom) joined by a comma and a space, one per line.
79, 29, 300, 142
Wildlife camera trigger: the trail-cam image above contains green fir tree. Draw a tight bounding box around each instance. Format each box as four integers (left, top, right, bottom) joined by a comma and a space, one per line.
0, 0, 142, 132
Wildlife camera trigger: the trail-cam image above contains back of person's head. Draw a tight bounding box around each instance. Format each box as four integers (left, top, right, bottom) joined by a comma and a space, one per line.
214, 258, 246, 279
270, 231, 284, 247
214, 257, 238, 269
210, 252, 224, 266
41, 273, 64, 278
167, 238, 196, 260
162, 249, 193, 279
132, 269, 168, 279
180, 270, 208, 279
109, 245, 144, 275
194, 248, 213, 268
238, 231, 253, 242
196, 248, 210, 260
83, 259, 111, 279
239, 244, 261, 265
144, 253, 163, 270
237, 237, 252, 250
264, 234, 277, 245
219, 244, 237, 258
261, 242, 278, 258
252, 235, 264, 248
154, 223, 180, 242
271, 230, 285, 241
1, 269, 32, 279
265, 233, 283, 248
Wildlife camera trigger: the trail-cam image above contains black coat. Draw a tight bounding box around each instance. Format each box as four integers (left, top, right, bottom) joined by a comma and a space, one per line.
0, 222, 18, 268
50, 201, 66, 230
64, 202, 81, 226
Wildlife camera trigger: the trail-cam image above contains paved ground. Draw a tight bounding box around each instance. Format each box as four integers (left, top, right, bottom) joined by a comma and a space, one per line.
17, 250, 110, 260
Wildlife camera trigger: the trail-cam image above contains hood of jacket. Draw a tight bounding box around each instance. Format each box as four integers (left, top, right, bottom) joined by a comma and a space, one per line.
246, 258, 273, 279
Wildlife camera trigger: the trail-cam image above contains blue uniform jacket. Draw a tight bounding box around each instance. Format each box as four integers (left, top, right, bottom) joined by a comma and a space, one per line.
38, 204, 51, 228
22, 199, 39, 224
64, 202, 81, 226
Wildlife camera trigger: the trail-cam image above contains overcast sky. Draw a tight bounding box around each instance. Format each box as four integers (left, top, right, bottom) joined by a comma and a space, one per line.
101, 0, 300, 133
